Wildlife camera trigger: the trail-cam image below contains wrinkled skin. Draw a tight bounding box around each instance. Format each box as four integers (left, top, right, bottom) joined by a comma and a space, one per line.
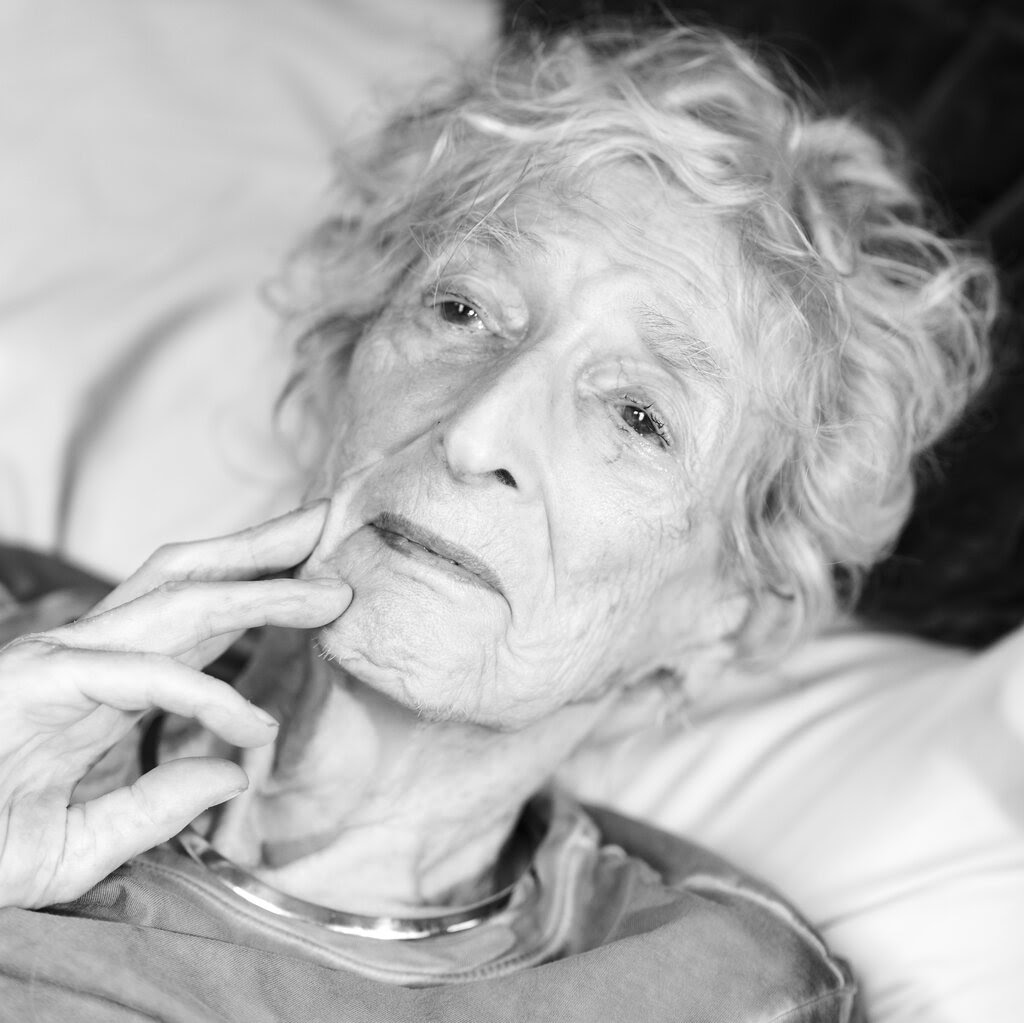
302, 176, 748, 730
0, 504, 351, 909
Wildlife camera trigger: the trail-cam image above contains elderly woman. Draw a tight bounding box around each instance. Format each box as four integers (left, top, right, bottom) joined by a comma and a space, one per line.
0, 23, 993, 1022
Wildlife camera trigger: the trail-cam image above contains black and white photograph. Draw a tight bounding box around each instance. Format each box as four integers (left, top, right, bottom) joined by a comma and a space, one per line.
1, 1, 1021, 1020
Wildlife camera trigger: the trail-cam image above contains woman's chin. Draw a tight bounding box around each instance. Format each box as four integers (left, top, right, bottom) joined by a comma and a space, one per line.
302, 524, 512, 722
310, 584, 495, 724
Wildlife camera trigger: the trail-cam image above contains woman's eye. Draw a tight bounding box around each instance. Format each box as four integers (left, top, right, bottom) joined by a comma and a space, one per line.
619, 396, 670, 448
435, 297, 486, 330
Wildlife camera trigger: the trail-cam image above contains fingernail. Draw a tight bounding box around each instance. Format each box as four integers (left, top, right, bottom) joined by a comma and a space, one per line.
307, 578, 352, 597
221, 769, 249, 799
249, 703, 279, 728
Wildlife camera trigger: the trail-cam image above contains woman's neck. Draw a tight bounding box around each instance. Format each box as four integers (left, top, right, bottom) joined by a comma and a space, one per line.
194, 631, 610, 915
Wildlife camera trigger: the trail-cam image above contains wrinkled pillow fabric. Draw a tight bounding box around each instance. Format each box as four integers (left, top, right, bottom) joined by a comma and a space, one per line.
0, 0, 497, 576
562, 623, 1024, 1023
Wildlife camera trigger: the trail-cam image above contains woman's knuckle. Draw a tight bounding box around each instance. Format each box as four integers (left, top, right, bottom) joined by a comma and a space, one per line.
127, 780, 164, 831
145, 542, 187, 574
154, 579, 192, 598
148, 539, 220, 585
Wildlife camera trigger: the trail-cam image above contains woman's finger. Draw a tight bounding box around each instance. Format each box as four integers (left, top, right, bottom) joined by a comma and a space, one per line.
89, 500, 333, 615
23, 645, 282, 746
56, 758, 249, 905
51, 578, 351, 665
92, 460, 378, 616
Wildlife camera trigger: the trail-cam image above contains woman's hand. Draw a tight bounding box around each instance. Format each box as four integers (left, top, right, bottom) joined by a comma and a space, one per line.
0, 502, 352, 910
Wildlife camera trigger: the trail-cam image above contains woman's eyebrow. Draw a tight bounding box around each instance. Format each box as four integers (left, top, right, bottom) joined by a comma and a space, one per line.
428, 222, 547, 277
637, 306, 723, 382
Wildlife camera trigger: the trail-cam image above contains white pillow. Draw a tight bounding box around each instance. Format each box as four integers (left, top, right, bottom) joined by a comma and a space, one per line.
562, 622, 1024, 1023
0, 0, 498, 576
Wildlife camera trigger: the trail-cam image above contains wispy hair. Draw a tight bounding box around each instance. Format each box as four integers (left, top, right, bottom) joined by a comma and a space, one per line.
277, 25, 997, 659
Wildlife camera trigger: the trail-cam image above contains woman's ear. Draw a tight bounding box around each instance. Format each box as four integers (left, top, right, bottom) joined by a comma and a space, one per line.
591, 591, 752, 742
647, 586, 748, 681
584, 668, 689, 746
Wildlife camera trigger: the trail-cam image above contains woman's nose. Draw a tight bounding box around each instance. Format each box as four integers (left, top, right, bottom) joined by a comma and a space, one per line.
437, 358, 549, 496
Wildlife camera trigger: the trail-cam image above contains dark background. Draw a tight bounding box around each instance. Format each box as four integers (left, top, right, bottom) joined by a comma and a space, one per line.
504, 0, 1024, 648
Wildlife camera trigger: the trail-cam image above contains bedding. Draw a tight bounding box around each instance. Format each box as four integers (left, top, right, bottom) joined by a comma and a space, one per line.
562, 623, 1024, 1021
0, 0, 498, 576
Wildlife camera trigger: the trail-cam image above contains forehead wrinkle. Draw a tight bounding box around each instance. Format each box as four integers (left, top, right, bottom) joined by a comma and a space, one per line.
424, 217, 551, 281
637, 304, 725, 383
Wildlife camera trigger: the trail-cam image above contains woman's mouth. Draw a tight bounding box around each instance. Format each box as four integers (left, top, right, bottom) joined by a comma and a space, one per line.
369, 512, 505, 595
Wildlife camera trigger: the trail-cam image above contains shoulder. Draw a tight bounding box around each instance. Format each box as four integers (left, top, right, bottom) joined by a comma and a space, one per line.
579, 799, 862, 1023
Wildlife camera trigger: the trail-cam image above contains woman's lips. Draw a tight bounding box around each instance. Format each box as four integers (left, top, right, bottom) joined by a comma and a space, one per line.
370, 511, 505, 595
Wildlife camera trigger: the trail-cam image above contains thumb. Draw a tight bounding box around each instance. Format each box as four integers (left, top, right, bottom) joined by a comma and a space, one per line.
57, 758, 248, 903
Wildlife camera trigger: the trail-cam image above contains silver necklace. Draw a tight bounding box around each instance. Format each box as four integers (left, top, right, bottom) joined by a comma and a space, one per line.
143, 714, 532, 941
175, 825, 524, 941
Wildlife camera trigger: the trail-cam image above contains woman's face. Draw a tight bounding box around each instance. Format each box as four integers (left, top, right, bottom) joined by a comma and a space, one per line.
303, 173, 746, 729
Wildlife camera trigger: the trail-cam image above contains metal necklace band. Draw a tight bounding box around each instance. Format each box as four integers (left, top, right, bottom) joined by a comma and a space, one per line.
175, 825, 521, 940
141, 713, 531, 941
